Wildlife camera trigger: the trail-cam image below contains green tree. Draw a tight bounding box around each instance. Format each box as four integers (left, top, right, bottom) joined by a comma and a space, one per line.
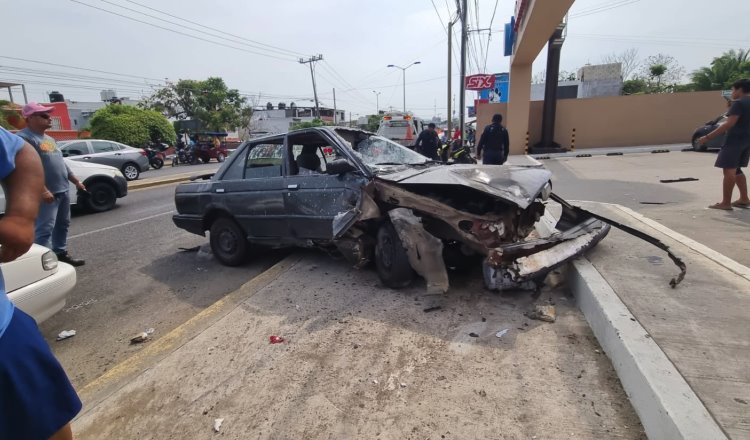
90, 104, 176, 147
621, 79, 647, 95
0, 100, 20, 130
690, 49, 750, 91
289, 118, 327, 130
366, 114, 381, 132
141, 77, 248, 131
649, 64, 668, 89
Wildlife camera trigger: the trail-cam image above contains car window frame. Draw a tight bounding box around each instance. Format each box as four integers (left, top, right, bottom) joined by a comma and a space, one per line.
219, 135, 286, 181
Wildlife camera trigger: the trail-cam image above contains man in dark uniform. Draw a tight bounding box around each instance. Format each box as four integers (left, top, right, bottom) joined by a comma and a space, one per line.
413, 122, 440, 160
476, 113, 510, 165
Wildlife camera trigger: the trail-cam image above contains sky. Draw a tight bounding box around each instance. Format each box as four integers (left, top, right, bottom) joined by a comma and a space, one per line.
1, 0, 748, 121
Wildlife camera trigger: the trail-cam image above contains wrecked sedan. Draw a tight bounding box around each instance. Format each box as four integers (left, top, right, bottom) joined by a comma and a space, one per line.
173, 127, 610, 293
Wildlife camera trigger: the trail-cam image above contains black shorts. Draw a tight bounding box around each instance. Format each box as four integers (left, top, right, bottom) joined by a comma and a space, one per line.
0, 308, 82, 439
714, 144, 750, 169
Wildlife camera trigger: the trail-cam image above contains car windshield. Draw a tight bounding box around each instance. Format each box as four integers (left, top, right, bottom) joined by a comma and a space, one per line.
334, 129, 430, 168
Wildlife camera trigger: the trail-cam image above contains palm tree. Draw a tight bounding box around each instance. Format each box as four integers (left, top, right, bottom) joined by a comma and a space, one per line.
691, 49, 750, 91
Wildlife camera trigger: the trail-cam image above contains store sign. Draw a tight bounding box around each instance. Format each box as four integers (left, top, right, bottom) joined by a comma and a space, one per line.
465, 74, 496, 91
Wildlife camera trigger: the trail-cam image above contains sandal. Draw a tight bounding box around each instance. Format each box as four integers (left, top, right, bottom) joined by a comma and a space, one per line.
708, 203, 733, 210
731, 201, 750, 209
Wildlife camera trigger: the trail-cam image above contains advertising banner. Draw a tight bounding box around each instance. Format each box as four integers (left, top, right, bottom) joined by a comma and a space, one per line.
478, 73, 510, 103
465, 74, 496, 91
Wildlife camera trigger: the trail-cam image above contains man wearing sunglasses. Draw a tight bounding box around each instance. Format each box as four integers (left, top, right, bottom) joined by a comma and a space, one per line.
17, 103, 85, 267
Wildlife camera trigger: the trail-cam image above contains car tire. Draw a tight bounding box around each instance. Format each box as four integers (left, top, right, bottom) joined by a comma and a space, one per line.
692, 135, 707, 152
217, 153, 226, 163
84, 182, 117, 212
201, 156, 210, 164
210, 217, 250, 266
375, 221, 415, 288
121, 162, 140, 180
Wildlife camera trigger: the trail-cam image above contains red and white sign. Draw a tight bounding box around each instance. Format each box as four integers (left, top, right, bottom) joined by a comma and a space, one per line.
465, 74, 496, 91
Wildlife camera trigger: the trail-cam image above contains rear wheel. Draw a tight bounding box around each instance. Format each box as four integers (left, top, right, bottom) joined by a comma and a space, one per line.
201, 156, 210, 164
217, 153, 226, 163
84, 182, 117, 212
375, 221, 415, 288
150, 158, 164, 169
692, 135, 707, 152
210, 217, 250, 266
121, 162, 140, 180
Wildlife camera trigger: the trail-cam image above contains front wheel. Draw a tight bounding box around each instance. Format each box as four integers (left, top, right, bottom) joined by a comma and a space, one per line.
375, 221, 415, 288
210, 217, 250, 266
150, 158, 164, 169
216, 153, 226, 163
84, 182, 117, 212
121, 163, 140, 180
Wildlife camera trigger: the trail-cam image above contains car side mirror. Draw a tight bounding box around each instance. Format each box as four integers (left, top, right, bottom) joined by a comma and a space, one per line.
326, 159, 357, 175
62, 152, 69, 157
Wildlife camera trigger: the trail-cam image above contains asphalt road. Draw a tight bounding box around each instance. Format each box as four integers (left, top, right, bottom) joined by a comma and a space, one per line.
40, 182, 285, 388
136, 161, 221, 182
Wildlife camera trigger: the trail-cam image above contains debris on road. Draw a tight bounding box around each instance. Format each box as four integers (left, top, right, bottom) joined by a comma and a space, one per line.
640, 202, 667, 205
178, 246, 201, 252
56, 330, 76, 341
660, 177, 699, 183
213, 418, 224, 432
423, 305, 442, 313
495, 329, 509, 338
269, 335, 285, 344
526, 305, 557, 323
469, 332, 479, 338
130, 328, 155, 344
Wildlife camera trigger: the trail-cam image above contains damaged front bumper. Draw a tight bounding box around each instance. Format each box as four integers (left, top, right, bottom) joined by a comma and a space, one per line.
483, 207, 610, 291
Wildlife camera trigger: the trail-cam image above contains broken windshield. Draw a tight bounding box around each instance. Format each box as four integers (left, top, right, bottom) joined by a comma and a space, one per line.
334, 129, 430, 168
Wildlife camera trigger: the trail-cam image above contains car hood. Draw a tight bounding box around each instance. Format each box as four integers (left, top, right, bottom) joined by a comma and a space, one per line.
376, 164, 552, 209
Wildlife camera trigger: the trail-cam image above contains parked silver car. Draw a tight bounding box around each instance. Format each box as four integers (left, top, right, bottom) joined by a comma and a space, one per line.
58, 139, 150, 180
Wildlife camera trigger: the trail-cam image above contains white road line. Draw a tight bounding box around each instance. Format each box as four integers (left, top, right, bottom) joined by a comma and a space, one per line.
69, 210, 175, 240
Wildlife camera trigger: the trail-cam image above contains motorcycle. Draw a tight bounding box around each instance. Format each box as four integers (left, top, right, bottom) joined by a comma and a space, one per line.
438, 140, 476, 164
144, 142, 167, 169
172, 142, 197, 166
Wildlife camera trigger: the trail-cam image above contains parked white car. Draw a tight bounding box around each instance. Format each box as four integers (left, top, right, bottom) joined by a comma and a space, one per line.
1, 244, 76, 323
0, 158, 128, 213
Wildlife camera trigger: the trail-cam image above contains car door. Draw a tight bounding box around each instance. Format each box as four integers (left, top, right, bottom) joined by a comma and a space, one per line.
212, 137, 288, 239
283, 130, 368, 240
88, 140, 122, 167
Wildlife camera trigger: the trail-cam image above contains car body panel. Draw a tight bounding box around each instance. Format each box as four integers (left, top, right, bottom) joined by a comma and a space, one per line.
1, 244, 76, 323
60, 139, 150, 173
0, 159, 127, 213
692, 114, 727, 150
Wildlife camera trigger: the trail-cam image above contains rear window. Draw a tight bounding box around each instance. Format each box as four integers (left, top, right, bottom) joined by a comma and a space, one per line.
377, 121, 415, 139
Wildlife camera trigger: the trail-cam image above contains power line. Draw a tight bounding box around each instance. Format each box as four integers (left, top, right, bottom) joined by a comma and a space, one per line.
69, 0, 299, 62
100, 0, 303, 60
0, 55, 164, 82
570, 0, 640, 19
0, 66, 163, 89
483, 0, 500, 72
473, 0, 485, 71
121, 0, 307, 57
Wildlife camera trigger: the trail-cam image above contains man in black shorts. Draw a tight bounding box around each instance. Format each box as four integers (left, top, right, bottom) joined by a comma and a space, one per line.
698, 78, 750, 210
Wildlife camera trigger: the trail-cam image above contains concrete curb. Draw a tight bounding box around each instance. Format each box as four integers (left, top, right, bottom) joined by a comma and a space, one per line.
540, 204, 727, 440
128, 173, 195, 190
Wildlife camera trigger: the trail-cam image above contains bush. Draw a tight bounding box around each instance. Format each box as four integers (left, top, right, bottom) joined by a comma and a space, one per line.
90, 104, 176, 146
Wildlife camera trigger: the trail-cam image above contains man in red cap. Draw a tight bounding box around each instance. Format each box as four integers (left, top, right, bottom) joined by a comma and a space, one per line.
17, 103, 86, 266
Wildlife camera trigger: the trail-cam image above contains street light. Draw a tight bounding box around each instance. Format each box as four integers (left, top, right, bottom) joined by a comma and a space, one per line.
372, 90, 381, 115
387, 61, 421, 113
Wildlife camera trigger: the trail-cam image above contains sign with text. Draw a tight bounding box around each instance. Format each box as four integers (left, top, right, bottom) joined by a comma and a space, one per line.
465, 74, 496, 91
478, 73, 510, 103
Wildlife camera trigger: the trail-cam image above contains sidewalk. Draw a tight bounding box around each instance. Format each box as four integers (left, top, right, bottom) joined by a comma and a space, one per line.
563, 202, 750, 440
73, 250, 646, 439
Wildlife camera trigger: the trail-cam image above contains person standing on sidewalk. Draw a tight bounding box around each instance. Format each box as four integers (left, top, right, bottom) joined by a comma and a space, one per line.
0, 127, 82, 440
413, 122, 440, 160
17, 103, 85, 266
476, 113, 510, 165
698, 79, 750, 210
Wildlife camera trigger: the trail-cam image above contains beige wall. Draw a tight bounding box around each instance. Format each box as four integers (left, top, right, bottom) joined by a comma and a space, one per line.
476, 91, 727, 154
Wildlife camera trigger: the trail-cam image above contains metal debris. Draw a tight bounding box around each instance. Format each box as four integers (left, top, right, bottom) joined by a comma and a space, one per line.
495, 329, 509, 338
213, 418, 224, 432
660, 177, 699, 183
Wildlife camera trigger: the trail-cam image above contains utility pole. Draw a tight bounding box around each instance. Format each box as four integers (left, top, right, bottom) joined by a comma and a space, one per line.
373, 90, 381, 115
447, 13, 459, 137
458, 0, 468, 143
299, 54, 323, 119
333, 88, 337, 124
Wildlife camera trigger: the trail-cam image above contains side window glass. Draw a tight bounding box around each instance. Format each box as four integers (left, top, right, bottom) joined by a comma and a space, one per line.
245, 143, 284, 179
220, 146, 248, 180
92, 141, 116, 153
61, 142, 87, 156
